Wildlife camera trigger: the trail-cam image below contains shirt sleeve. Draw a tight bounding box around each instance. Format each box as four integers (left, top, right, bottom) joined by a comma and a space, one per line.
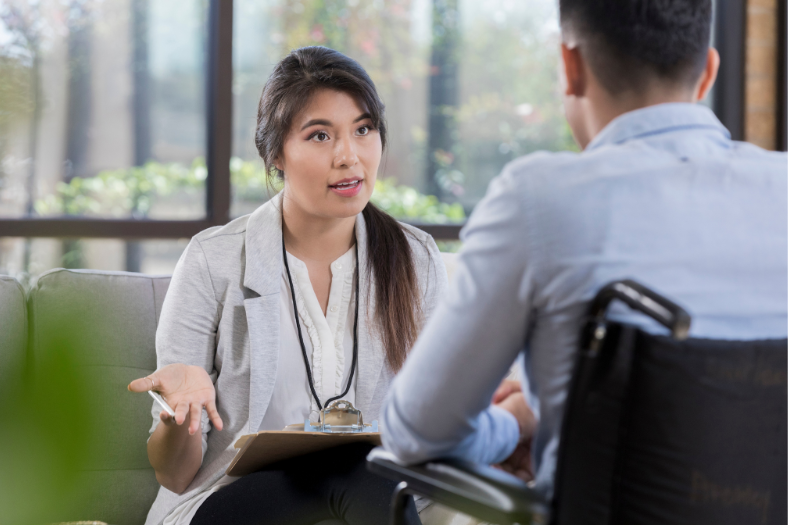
382, 168, 534, 465
148, 238, 221, 462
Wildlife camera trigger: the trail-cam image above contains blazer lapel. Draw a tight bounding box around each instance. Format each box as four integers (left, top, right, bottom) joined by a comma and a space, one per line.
353, 213, 386, 417
243, 193, 284, 432
244, 295, 280, 433
244, 193, 284, 297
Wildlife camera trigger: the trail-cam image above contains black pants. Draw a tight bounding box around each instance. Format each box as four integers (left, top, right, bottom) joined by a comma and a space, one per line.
191, 443, 421, 525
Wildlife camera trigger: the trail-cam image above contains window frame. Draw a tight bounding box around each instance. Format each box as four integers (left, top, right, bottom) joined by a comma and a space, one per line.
778, 0, 787, 152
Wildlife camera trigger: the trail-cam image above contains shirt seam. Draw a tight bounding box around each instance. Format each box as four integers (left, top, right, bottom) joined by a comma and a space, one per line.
194, 238, 220, 304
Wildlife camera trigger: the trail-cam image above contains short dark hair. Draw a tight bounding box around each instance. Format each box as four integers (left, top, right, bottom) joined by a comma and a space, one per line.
559, 0, 713, 94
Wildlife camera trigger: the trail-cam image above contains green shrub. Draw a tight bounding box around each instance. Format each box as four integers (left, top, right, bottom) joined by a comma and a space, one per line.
36, 158, 466, 224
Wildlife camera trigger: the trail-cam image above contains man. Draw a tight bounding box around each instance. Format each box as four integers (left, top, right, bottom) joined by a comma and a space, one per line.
382, 0, 787, 499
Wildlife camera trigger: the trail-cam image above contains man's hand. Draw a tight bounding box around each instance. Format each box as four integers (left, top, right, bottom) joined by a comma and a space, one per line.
492, 378, 522, 404
496, 392, 536, 440
497, 439, 533, 481
494, 390, 537, 482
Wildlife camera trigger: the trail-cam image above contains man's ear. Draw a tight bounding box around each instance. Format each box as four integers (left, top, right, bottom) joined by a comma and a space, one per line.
561, 43, 587, 98
693, 47, 720, 103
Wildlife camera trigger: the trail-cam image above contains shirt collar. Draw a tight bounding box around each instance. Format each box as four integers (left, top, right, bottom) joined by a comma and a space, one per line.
586, 103, 731, 151
285, 245, 356, 273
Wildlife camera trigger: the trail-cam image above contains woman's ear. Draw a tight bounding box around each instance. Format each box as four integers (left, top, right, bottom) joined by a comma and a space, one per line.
560, 43, 587, 98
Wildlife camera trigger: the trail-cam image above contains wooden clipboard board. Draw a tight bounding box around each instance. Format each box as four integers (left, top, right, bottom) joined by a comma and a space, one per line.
226, 431, 382, 477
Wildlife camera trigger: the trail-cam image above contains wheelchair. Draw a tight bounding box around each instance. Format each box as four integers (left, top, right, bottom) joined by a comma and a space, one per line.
369, 280, 787, 525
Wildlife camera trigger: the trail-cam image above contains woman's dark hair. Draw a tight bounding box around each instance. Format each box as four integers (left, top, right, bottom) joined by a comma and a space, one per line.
255, 46, 421, 372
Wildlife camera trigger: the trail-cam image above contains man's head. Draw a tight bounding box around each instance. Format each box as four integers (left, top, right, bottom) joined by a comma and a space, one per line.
559, 0, 719, 147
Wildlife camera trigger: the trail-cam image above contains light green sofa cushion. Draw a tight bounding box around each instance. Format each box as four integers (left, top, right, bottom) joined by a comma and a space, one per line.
28, 269, 170, 525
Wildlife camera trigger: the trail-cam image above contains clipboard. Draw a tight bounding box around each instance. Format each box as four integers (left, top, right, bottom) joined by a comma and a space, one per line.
226, 430, 382, 477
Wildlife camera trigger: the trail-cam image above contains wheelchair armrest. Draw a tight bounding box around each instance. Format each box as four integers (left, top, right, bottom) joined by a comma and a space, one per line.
367, 448, 548, 525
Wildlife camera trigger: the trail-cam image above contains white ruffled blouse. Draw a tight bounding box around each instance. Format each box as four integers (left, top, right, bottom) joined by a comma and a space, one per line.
259, 245, 358, 431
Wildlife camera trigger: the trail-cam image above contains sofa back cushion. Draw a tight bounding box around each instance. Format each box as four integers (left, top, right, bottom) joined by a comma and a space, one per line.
0, 275, 26, 388
28, 269, 170, 525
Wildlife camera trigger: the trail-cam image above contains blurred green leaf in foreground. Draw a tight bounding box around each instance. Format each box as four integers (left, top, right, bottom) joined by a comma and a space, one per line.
0, 318, 97, 524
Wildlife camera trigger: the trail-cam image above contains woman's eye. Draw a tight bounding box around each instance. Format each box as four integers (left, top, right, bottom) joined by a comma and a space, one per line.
312, 131, 329, 142
357, 126, 370, 136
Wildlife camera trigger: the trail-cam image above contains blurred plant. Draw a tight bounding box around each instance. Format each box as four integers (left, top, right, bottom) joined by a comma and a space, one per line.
0, 317, 97, 524
35, 159, 208, 218
370, 178, 465, 223
436, 240, 462, 253
35, 157, 465, 223
0, 54, 34, 127
229, 156, 279, 203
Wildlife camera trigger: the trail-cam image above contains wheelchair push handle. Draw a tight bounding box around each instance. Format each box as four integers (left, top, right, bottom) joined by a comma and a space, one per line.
588, 279, 691, 340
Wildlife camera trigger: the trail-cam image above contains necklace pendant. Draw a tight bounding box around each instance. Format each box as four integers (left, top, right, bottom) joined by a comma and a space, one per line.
304, 400, 378, 434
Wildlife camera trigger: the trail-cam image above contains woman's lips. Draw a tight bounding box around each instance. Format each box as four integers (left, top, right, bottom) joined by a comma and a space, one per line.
329, 179, 363, 197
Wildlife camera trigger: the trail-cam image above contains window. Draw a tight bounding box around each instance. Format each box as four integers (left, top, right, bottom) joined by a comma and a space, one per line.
0, 0, 208, 221
0, 0, 768, 279
0, 236, 188, 288
232, 0, 573, 216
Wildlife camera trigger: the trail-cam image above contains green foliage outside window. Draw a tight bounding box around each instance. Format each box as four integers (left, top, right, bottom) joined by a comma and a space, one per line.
35, 160, 207, 218
35, 157, 466, 224
369, 178, 465, 223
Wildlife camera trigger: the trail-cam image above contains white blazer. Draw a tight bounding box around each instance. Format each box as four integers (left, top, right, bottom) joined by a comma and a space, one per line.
144, 193, 448, 525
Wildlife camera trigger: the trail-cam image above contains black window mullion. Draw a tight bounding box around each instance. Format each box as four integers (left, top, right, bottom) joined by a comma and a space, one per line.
712, 0, 746, 141
778, 0, 787, 152
206, 0, 233, 226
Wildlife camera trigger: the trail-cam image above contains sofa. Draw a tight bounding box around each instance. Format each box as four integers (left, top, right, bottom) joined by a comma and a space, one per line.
0, 254, 469, 525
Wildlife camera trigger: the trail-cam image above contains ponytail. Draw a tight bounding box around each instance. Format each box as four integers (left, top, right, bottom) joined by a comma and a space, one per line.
362, 203, 422, 371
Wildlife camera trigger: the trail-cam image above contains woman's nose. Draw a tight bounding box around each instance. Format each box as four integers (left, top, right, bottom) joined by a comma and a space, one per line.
334, 137, 359, 168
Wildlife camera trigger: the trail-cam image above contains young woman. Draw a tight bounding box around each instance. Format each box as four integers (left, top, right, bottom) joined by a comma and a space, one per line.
128, 46, 446, 525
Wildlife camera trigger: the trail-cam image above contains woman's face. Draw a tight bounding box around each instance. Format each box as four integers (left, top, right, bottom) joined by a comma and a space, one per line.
277, 89, 381, 221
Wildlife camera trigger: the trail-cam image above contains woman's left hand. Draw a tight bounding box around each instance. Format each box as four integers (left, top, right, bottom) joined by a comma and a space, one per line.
128, 363, 223, 435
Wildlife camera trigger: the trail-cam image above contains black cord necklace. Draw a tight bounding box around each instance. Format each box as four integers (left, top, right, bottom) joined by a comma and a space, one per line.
282, 233, 360, 412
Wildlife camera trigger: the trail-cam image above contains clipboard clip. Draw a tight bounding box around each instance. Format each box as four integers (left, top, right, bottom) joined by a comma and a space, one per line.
304, 400, 378, 433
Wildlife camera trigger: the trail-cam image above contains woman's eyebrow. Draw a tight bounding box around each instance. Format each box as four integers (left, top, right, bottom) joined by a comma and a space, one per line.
300, 118, 332, 131
299, 113, 372, 131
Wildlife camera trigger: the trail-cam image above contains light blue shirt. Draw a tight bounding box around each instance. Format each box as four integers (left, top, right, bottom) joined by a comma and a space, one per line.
381, 103, 788, 499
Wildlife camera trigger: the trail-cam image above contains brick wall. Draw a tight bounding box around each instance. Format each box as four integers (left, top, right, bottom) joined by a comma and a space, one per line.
744, 0, 782, 150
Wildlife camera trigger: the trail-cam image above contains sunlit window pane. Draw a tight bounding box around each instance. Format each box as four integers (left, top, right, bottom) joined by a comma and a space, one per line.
0, 237, 188, 285
231, 0, 574, 220
0, 0, 207, 220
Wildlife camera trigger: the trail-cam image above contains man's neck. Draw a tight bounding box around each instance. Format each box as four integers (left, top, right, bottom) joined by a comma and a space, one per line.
580, 83, 695, 148
281, 193, 356, 265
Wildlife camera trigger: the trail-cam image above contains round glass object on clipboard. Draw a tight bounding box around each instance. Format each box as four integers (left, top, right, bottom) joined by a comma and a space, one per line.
283, 400, 378, 433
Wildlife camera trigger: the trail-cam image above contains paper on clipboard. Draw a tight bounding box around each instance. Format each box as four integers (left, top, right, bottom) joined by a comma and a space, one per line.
225, 430, 382, 477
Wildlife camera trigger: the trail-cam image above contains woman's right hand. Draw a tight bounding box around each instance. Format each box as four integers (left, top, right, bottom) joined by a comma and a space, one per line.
128, 364, 223, 435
